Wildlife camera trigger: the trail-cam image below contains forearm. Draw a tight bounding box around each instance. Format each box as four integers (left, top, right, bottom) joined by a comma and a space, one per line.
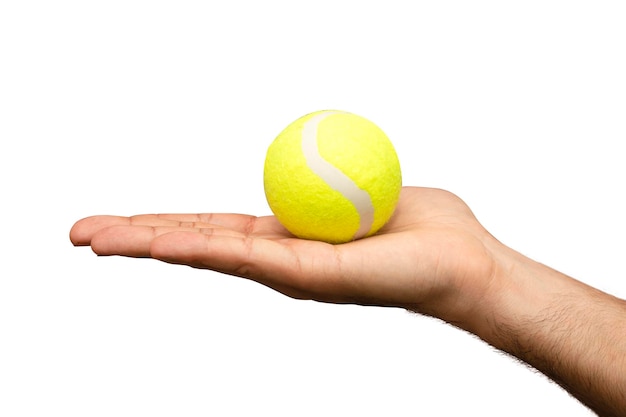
467, 245, 626, 416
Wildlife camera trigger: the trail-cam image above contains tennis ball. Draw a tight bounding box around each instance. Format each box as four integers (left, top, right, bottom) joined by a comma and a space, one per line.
263, 110, 402, 244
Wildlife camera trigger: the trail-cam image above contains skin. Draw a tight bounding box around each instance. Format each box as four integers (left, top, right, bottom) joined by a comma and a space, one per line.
70, 186, 626, 416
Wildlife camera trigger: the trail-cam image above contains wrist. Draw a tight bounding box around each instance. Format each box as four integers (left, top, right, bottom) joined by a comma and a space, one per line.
463, 241, 572, 343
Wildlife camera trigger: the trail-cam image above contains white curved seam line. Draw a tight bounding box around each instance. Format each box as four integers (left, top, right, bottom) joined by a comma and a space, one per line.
301, 111, 375, 240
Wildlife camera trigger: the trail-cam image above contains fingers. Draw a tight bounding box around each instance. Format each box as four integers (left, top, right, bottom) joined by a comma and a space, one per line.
69, 212, 345, 301
70, 213, 286, 246
70, 215, 128, 246
90, 225, 239, 257
88, 225, 159, 257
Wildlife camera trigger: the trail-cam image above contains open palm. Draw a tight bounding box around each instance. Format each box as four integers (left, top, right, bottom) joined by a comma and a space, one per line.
70, 187, 497, 321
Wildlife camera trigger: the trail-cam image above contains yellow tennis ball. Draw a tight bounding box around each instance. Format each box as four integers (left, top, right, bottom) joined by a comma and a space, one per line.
263, 110, 402, 244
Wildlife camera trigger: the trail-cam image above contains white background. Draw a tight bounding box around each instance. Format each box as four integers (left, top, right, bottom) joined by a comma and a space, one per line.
1, 1, 624, 416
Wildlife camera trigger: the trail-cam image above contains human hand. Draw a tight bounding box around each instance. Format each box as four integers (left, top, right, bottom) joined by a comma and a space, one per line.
70, 187, 500, 326
70, 186, 626, 415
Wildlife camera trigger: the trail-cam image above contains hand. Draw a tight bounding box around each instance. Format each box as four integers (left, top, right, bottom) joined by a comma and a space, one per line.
70, 186, 499, 324
70, 186, 626, 415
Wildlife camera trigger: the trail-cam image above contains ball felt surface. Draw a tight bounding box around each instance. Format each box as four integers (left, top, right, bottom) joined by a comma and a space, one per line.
263, 110, 402, 244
